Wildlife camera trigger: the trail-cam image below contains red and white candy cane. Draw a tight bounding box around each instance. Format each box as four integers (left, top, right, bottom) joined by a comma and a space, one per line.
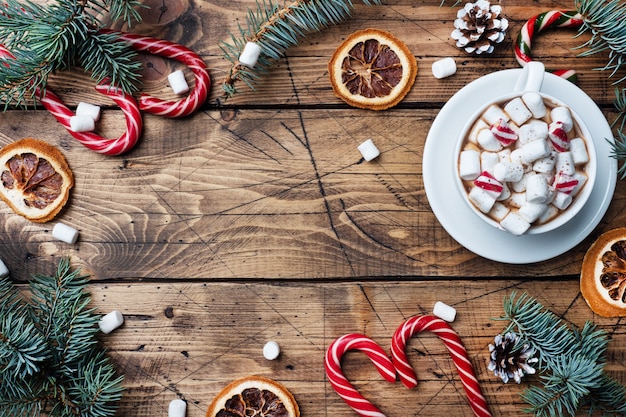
39, 85, 142, 155
100, 29, 210, 118
391, 315, 492, 417
325, 333, 397, 417
515, 10, 584, 83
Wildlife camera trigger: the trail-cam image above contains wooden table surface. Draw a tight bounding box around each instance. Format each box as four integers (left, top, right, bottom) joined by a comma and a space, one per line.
1, 0, 625, 416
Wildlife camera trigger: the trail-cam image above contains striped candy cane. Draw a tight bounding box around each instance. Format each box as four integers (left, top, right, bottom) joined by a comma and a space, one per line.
391, 315, 492, 417
325, 334, 397, 417
39, 85, 142, 155
100, 29, 210, 118
515, 10, 584, 82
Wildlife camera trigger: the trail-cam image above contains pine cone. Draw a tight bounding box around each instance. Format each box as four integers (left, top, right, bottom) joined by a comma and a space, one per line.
487, 332, 538, 383
451, 0, 508, 55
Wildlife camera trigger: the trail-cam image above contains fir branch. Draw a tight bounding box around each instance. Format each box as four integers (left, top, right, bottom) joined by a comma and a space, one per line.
497, 292, 626, 417
220, 0, 382, 98
0, 0, 144, 109
575, 0, 626, 84
0, 258, 124, 417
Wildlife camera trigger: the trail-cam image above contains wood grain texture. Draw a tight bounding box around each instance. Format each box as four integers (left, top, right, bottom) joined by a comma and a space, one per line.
87, 280, 624, 417
2, 0, 626, 415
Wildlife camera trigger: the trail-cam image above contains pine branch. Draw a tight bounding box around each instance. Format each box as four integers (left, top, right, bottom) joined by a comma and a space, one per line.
0, 0, 143, 109
0, 258, 124, 417
498, 292, 626, 417
575, 0, 626, 84
220, 0, 382, 98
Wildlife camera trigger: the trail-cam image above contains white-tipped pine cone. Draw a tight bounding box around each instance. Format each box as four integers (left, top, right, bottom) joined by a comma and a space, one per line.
451, 0, 508, 55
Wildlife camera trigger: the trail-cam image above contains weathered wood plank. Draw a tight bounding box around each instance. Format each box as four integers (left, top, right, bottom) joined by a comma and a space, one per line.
83, 279, 625, 416
3, 107, 625, 280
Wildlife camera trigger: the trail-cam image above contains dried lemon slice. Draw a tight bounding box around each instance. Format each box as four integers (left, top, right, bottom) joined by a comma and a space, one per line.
581, 228, 626, 317
206, 376, 299, 417
0, 138, 74, 223
328, 28, 417, 110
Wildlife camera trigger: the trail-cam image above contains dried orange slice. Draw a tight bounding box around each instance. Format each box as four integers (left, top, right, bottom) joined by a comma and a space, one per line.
0, 138, 74, 223
581, 228, 626, 317
206, 376, 299, 417
328, 28, 417, 110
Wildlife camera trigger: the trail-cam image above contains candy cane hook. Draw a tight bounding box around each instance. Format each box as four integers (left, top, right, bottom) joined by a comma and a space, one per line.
100, 29, 210, 118
325, 334, 397, 417
391, 315, 492, 417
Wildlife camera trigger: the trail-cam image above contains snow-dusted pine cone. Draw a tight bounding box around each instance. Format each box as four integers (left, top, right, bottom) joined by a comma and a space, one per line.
488, 332, 538, 384
451, 0, 508, 55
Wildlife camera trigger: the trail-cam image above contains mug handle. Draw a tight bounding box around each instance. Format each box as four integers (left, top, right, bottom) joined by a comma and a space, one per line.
514, 61, 545, 93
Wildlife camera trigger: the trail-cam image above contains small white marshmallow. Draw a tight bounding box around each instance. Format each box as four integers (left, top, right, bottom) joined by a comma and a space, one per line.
496, 182, 511, 201
526, 174, 550, 204
518, 202, 548, 223
490, 201, 510, 220
521, 92, 547, 118
521, 139, 551, 163
168, 70, 190, 95
459, 150, 481, 180
538, 204, 559, 223
239, 42, 262, 68
263, 341, 281, 360
494, 161, 524, 182
469, 119, 489, 144
169, 399, 187, 417
551, 106, 574, 132
500, 212, 531, 235
480, 151, 499, 174
504, 97, 532, 126
432, 57, 457, 79
552, 191, 573, 210
532, 152, 557, 173
98, 310, 124, 334
357, 139, 380, 162
569, 138, 589, 165
433, 301, 457, 322
69, 115, 95, 133
76, 102, 101, 121
556, 152, 576, 175
477, 128, 502, 152
52, 223, 79, 244
482, 104, 509, 125
469, 186, 496, 213
518, 120, 548, 145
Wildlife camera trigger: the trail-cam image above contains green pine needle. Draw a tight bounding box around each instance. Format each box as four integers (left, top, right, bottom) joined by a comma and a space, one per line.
0, 0, 144, 109
0, 258, 124, 417
220, 0, 382, 98
497, 292, 626, 417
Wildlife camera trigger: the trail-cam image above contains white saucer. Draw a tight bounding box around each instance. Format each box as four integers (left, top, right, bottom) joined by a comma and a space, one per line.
423, 69, 617, 264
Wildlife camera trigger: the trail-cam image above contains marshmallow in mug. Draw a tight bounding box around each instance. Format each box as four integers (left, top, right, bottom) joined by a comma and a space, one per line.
457, 92, 592, 235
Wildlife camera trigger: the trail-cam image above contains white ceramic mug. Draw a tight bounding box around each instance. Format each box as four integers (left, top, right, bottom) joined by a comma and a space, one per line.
454, 62, 597, 235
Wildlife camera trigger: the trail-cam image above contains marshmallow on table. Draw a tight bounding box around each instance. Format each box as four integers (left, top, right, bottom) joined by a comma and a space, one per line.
263, 340, 281, 360
432, 57, 457, 79
494, 161, 524, 182
169, 399, 187, 417
76, 102, 101, 121
551, 106, 573, 132
69, 115, 95, 133
459, 149, 481, 180
357, 139, 380, 162
239, 41, 262, 68
98, 310, 124, 334
168, 70, 190, 95
433, 301, 457, 322
0, 259, 9, 278
52, 222, 79, 244
504, 97, 533, 126
469, 186, 496, 213
522, 92, 547, 118
500, 212, 531, 235
569, 138, 589, 164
